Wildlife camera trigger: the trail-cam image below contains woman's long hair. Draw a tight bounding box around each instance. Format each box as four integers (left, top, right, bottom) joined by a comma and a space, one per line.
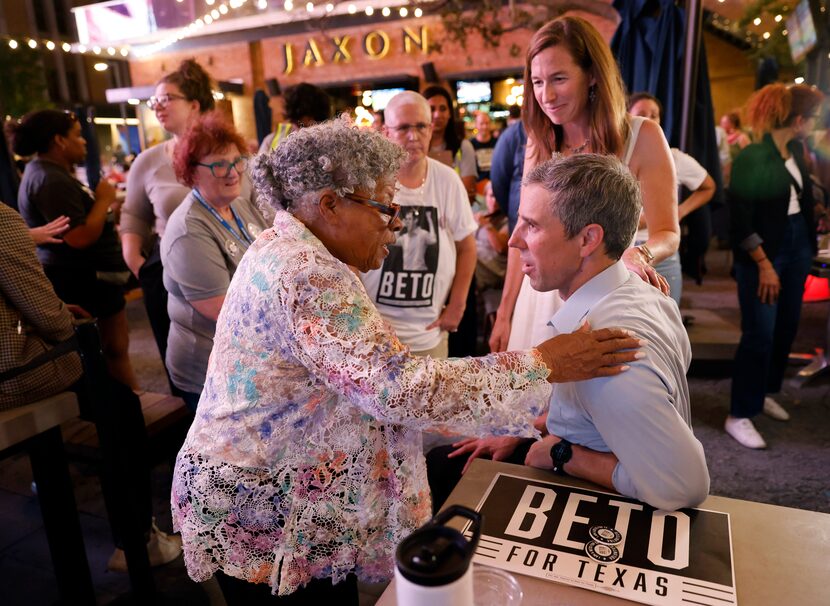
523, 16, 629, 162
744, 83, 823, 136
422, 85, 462, 156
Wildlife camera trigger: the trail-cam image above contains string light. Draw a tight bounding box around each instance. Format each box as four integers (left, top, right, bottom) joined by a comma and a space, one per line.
414, 8, 423, 18
365, 6, 374, 15
45, 40, 55, 50
382, 6, 390, 16
8, 39, 17, 49
133, 0, 249, 58
27, 39, 37, 49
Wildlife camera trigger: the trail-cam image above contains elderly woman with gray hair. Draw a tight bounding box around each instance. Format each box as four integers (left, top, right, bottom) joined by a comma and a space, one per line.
171, 118, 641, 604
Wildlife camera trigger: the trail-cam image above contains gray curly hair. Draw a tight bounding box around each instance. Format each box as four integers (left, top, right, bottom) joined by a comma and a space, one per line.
251, 116, 406, 215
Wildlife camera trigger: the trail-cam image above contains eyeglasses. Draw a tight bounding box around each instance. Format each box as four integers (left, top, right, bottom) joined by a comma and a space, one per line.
197, 156, 249, 178
147, 93, 187, 110
344, 195, 401, 224
386, 122, 431, 135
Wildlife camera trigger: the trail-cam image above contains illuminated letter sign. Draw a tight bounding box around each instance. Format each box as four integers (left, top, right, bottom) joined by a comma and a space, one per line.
282, 43, 294, 75
403, 26, 428, 54
363, 30, 390, 59
303, 39, 324, 67
332, 35, 352, 62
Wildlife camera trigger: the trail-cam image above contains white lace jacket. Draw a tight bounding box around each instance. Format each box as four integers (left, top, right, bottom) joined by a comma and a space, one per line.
171, 210, 552, 595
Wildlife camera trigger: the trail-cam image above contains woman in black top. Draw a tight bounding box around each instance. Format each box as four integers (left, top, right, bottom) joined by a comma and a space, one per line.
10, 110, 138, 390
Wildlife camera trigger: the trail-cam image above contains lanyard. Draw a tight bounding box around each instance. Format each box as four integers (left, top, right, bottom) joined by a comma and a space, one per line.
192, 189, 253, 247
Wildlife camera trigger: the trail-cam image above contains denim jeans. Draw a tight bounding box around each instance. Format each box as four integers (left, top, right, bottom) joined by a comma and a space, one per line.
654, 252, 682, 306
730, 214, 813, 418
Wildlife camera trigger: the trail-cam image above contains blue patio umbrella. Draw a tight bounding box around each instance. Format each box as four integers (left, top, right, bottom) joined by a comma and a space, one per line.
612, 0, 722, 283
254, 89, 272, 146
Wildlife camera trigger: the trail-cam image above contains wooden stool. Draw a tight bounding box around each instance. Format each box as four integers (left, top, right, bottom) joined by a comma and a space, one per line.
0, 392, 95, 604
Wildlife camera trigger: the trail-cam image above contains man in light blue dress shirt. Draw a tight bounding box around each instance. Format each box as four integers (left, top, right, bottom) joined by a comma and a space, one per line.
514, 154, 709, 511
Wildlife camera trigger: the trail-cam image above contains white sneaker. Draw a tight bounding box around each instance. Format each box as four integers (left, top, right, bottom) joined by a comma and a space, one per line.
763, 397, 790, 421
725, 417, 767, 449
107, 520, 182, 572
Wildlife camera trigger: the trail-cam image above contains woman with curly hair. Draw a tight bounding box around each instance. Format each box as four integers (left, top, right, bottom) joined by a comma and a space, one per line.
170, 118, 642, 604
725, 83, 823, 449
160, 112, 267, 411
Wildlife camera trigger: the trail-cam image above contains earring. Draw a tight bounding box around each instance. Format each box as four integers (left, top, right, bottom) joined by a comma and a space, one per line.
589, 86, 597, 104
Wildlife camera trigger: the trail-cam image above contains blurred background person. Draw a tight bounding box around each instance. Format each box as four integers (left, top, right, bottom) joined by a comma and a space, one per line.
422, 85, 479, 356
423, 85, 478, 197
490, 109, 527, 234
490, 16, 677, 353
371, 108, 385, 133
470, 110, 497, 182
162, 113, 268, 411
474, 181, 509, 346
720, 110, 751, 185
628, 92, 715, 306
121, 58, 216, 394
258, 82, 332, 153
725, 83, 822, 449
10, 109, 138, 390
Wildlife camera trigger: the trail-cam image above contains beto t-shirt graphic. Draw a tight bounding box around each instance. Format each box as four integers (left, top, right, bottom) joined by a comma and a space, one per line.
376, 205, 439, 307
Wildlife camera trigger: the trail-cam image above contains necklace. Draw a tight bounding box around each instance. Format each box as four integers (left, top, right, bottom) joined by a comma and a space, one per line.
564, 138, 590, 154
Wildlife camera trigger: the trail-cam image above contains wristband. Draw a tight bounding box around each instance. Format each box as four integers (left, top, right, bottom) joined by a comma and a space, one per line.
636, 244, 655, 264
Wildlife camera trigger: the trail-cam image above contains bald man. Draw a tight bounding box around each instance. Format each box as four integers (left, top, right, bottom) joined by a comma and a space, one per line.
359, 91, 477, 359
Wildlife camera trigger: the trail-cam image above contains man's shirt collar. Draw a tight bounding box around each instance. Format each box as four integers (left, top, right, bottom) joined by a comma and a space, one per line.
548, 261, 629, 334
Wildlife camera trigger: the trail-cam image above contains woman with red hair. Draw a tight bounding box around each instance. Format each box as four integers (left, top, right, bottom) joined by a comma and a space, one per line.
726, 83, 823, 449
161, 112, 268, 410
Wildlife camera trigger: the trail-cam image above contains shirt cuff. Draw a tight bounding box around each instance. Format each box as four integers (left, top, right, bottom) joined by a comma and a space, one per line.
740, 233, 763, 252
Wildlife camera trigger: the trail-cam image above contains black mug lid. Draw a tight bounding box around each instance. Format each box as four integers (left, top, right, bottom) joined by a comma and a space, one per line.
395, 505, 482, 587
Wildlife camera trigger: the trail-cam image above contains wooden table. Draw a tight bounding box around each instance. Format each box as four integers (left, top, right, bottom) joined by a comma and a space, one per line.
377, 459, 830, 605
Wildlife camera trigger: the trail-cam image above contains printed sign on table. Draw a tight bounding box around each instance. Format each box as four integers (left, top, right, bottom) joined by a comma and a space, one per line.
462, 473, 736, 606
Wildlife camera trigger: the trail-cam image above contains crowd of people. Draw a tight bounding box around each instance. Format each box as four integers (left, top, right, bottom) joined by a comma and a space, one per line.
0, 11, 825, 604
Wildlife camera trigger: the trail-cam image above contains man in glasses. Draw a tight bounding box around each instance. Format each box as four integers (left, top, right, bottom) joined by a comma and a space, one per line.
359, 91, 477, 361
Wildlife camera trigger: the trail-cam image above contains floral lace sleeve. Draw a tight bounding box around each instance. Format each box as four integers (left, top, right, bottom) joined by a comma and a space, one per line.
278, 250, 551, 437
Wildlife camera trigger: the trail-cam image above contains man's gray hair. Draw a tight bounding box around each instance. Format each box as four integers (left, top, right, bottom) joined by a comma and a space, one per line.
251, 116, 406, 215
524, 154, 641, 260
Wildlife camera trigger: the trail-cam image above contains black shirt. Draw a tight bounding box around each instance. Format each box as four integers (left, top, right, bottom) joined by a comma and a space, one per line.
18, 158, 124, 271
470, 136, 497, 181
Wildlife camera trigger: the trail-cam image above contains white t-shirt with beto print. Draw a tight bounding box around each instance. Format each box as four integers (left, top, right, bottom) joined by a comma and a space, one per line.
360, 158, 477, 352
